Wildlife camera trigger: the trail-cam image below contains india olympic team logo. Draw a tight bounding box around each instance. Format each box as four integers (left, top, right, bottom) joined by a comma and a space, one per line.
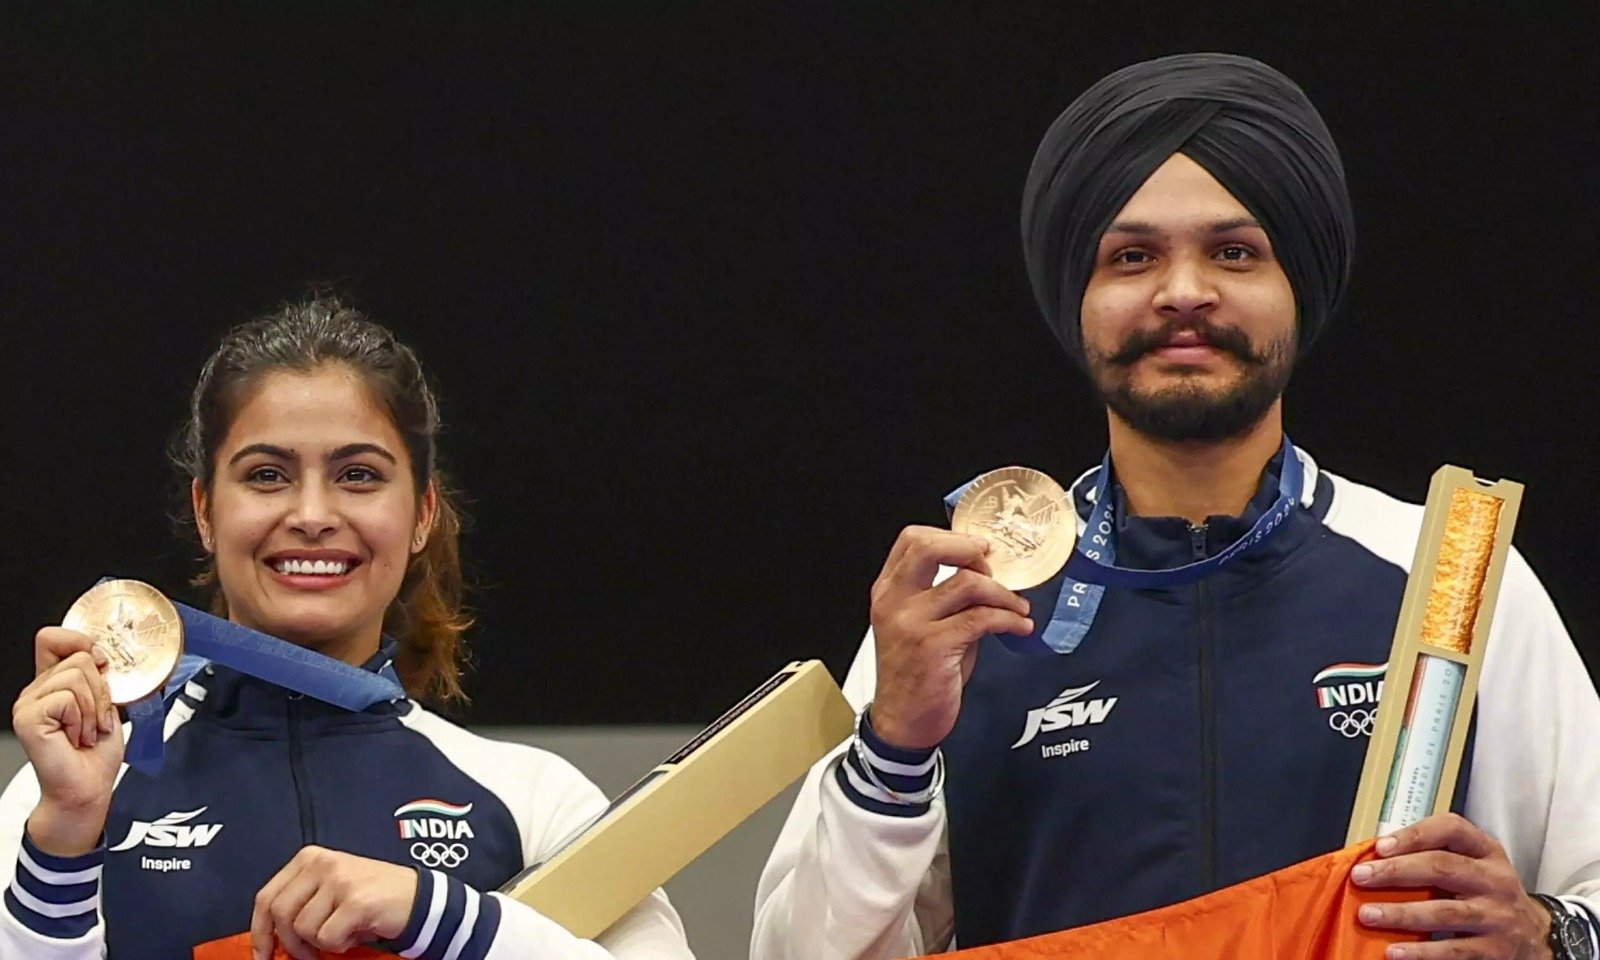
1313, 662, 1387, 740
1328, 709, 1376, 738
410, 841, 470, 868
394, 798, 477, 869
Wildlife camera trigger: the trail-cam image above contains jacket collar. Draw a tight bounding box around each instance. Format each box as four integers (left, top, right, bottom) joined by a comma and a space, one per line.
1071, 445, 1332, 575
187, 637, 409, 733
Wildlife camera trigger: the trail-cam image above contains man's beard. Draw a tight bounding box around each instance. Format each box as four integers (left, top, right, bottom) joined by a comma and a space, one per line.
1086, 320, 1295, 442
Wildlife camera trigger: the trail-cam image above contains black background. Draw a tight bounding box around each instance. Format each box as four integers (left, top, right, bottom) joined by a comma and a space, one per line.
4, 5, 1597, 725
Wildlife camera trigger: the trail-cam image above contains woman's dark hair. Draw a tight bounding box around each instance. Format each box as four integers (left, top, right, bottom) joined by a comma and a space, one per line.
171, 294, 470, 702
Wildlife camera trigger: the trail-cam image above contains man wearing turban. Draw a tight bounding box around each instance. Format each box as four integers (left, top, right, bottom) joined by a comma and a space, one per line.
752, 54, 1600, 960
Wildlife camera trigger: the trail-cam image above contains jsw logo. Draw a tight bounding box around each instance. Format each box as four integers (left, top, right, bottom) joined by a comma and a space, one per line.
1011, 682, 1118, 749
110, 808, 224, 852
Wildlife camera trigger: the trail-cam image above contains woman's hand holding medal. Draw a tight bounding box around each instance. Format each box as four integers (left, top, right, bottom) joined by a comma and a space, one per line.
12, 626, 124, 856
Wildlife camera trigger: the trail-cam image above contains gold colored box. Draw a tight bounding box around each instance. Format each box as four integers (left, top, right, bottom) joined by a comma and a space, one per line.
501, 659, 856, 939
1346, 467, 1523, 844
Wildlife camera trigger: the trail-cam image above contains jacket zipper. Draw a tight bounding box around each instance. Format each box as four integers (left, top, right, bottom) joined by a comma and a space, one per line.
288, 694, 318, 845
1192, 523, 1218, 891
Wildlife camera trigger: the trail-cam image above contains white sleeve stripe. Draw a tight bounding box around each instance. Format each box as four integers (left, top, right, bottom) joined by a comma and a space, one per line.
17, 845, 101, 886
399, 870, 448, 958
439, 886, 479, 960
838, 755, 910, 806
7, 878, 95, 919
856, 738, 938, 777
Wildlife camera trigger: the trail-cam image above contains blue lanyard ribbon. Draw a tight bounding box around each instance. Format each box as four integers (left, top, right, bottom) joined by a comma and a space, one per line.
109, 586, 406, 775
943, 437, 1307, 656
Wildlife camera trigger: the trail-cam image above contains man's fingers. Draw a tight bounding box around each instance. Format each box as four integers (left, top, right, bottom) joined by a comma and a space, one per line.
1380, 813, 1501, 860
878, 525, 934, 581
1370, 939, 1500, 960
34, 628, 102, 676
1354, 850, 1492, 895
880, 528, 993, 594
943, 605, 1035, 642
881, 526, 990, 581
920, 568, 1030, 621
1356, 896, 1489, 934
960, 553, 995, 578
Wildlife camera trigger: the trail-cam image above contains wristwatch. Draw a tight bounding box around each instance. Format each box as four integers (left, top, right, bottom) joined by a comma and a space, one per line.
1532, 893, 1596, 960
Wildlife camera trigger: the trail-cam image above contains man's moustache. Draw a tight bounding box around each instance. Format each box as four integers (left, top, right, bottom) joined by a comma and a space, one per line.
1109, 324, 1261, 365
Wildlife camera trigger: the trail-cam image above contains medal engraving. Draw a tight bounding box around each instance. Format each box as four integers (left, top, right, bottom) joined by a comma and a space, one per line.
62, 580, 184, 705
950, 467, 1075, 591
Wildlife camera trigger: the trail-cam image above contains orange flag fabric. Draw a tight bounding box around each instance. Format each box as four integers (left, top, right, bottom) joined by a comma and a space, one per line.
926, 841, 1428, 959
193, 842, 1424, 960
192, 935, 402, 960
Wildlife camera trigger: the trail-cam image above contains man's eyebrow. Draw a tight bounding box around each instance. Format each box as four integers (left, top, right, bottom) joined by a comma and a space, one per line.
1105, 219, 1159, 236
1208, 217, 1262, 233
1103, 216, 1263, 237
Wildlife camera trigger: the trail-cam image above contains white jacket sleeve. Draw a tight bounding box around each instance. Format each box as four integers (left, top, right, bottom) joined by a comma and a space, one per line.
387, 751, 695, 960
0, 763, 106, 960
1464, 550, 1600, 940
751, 631, 953, 960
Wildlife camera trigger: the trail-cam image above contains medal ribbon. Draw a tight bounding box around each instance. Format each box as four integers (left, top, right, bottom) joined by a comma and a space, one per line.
104, 588, 405, 775
944, 437, 1308, 656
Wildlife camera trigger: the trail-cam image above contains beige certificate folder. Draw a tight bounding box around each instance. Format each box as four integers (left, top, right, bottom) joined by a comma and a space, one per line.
1345, 466, 1523, 844
500, 659, 855, 939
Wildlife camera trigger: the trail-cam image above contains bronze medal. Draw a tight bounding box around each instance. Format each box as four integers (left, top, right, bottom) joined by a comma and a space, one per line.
950, 466, 1076, 591
61, 580, 184, 705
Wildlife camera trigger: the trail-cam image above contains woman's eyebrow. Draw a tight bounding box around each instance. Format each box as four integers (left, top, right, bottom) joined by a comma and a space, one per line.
228, 442, 296, 466
329, 442, 398, 465
226, 442, 398, 466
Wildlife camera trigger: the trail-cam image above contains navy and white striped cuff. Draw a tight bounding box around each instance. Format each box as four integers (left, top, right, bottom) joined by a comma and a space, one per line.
392, 868, 502, 960
1556, 896, 1600, 958
834, 709, 940, 818
4, 832, 102, 940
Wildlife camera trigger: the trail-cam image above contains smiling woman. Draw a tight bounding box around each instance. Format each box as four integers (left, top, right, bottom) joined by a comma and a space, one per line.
172, 306, 463, 699
0, 296, 697, 960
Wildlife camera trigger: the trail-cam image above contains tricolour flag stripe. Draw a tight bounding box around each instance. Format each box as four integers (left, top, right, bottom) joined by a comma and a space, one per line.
1312, 663, 1387, 684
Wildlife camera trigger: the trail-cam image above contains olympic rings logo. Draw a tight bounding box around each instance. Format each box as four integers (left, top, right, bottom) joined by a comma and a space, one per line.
1328, 709, 1375, 739
410, 842, 470, 868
